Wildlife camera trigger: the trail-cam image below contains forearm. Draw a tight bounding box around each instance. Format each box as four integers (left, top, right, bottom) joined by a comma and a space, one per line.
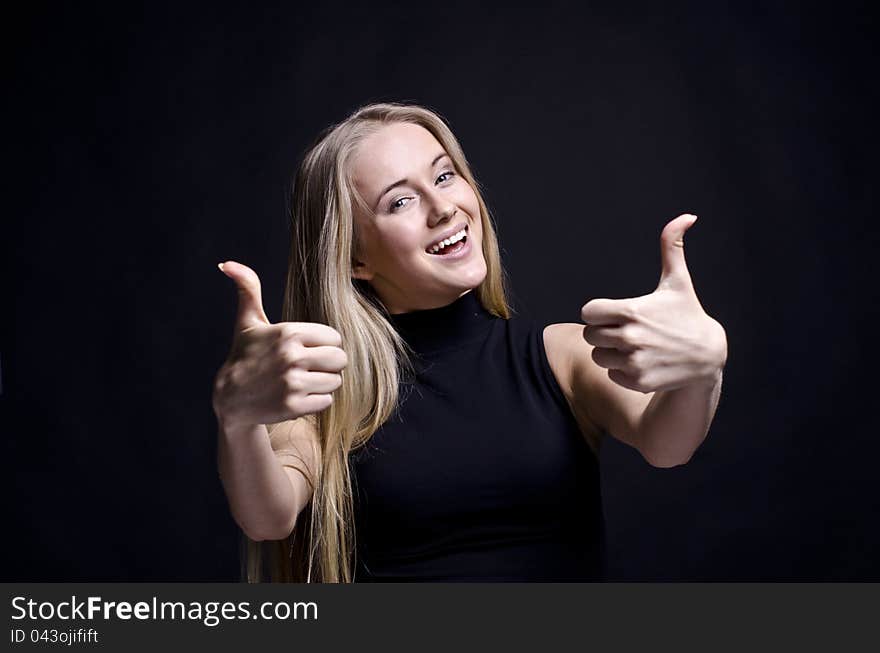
638, 369, 723, 468
217, 421, 298, 541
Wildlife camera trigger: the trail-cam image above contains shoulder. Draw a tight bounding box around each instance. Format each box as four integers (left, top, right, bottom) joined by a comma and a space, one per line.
541, 322, 604, 454
542, 323, 588, 380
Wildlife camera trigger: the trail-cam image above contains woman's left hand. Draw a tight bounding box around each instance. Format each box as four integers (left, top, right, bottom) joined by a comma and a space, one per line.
580, 214, 728, 394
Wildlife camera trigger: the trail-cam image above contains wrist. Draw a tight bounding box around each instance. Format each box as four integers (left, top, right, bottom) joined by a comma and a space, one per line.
700, 319, 727, 387
701, 366, 723, 389
216, 412, 261, 441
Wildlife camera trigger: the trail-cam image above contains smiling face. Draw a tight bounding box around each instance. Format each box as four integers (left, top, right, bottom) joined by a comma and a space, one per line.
349, 122, 487, 314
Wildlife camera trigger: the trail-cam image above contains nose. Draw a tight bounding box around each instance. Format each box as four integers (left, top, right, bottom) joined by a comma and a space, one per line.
426, 189, 457, 227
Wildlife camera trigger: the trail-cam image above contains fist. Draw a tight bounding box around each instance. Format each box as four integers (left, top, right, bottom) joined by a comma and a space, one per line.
212, 261, 348, 430
580, 214, 727, 393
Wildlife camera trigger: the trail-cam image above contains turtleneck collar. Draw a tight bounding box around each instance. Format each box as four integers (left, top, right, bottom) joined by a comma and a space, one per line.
386, 290, 496, 356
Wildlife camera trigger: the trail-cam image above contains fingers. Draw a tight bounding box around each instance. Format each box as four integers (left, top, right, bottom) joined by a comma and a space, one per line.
580, 298, 633, 326
590, 346, 632, 372
582, 324, 636, 351
272, 326, 348, 372
285, 370, 343, 394
218, 261, 271, 330
289, 393, 334, 418
214, 260, 349, 424
277, 322, 343, 348
289, 345, 349, 373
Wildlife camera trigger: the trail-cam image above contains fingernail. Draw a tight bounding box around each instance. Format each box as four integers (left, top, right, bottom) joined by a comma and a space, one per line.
217, 262, 226, 272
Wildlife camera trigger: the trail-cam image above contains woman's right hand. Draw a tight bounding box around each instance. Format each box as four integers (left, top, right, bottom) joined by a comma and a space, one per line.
212, 261, 348, 432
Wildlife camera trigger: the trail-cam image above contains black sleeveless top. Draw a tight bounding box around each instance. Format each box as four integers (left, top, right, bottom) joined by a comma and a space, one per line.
348, 290, 605, 581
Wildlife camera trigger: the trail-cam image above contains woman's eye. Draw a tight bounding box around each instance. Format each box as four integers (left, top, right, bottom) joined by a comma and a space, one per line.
389, 171, 455, 212
390, 197, 411, 211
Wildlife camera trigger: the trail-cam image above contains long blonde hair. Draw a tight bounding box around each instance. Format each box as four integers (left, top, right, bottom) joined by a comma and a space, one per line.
244, 102, 513, 582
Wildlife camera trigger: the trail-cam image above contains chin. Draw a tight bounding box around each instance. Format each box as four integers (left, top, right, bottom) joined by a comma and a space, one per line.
466, 258, 488, 288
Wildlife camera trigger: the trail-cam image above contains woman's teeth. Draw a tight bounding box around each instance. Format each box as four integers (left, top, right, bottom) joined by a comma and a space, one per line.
428, 229, 467, 254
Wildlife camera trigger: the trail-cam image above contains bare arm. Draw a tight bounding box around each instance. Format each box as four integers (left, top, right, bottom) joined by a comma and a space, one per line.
544, 323, 652, 461
213, 261, 341, 542
217, 418, 317, 542
637, 368, 723, 467
545, 321, 725, 468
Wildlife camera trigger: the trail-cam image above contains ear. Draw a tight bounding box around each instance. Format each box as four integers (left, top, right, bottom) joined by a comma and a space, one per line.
351, 258, 374, 281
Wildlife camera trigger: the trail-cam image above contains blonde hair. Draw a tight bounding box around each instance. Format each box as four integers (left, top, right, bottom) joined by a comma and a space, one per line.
244, 102, 512, 582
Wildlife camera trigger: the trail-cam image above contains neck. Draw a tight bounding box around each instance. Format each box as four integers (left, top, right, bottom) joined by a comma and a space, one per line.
386, 289, 475, 316
386, 289, 495, 355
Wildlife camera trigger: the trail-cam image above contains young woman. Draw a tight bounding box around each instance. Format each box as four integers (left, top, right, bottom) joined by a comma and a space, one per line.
212, 102, 728, 582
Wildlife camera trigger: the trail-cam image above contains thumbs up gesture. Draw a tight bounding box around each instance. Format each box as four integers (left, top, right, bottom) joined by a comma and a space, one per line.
580, 214, 727, 394
211, 261, 349, 431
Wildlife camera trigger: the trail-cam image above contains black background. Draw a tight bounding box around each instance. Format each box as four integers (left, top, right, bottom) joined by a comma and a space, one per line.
4, 1, 877, 580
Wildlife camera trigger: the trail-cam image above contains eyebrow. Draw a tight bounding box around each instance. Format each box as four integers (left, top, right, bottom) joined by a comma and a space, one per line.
374, 153, 451, 209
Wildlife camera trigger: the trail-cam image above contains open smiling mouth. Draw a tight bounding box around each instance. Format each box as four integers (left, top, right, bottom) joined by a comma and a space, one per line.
426, 226, 468, 256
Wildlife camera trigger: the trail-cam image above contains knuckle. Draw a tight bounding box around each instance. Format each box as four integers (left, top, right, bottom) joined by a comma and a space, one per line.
213, 369, 230, 395
277, 341, 303, 367
224, 364, 244, 389
283, 394, 301, 415
284, 369, 305, 393
627, 349, 645, 371
280, 324, 300, 341
619, 324, 639, 346
622, 303, 640, 322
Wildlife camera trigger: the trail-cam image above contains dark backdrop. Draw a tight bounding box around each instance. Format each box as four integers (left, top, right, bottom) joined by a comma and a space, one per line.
4, 1, 877, 580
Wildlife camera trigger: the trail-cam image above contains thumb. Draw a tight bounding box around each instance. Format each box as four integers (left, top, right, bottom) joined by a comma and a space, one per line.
217, 261, 271, 331
658, 213, 697, 292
